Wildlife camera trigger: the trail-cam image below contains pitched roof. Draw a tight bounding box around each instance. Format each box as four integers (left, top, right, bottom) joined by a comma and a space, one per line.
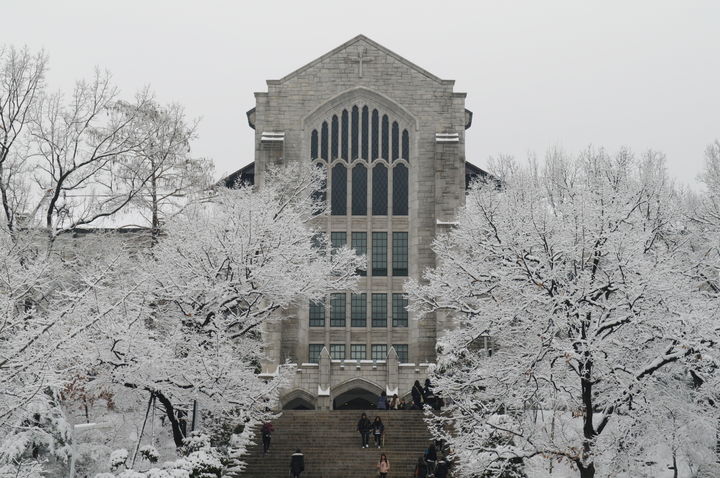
271, 34, 452, 85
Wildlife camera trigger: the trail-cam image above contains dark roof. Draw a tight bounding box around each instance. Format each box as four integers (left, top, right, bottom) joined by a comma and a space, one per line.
465, 162, 499, 189
218, 162, 255, 189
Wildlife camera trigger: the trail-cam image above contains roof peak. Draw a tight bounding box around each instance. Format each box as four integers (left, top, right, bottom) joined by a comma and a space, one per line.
270, 34, 452, 86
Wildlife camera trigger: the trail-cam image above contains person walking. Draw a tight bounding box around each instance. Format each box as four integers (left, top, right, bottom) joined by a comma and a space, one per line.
289, 449, 304, 478
357, 412, 372, 448
376, 390, 388, 410
423, 378, 436, 410
372, 416, 385, 448
412, 380, 424, 409
376, 453, 390, 478
260, 421, 274, 454
424, 443, 438, 477
414, 456, 428, 478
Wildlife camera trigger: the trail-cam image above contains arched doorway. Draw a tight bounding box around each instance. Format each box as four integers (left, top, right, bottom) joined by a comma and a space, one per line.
281, 389, 317, 410
331, 378, 383, 410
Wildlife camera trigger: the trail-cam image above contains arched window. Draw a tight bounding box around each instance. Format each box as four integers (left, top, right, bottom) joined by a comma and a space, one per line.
372, 164, 388, 215
402, 129, 409, 161
371, 109, 379, 161
341, 110, 349, 160
393, 164, 408, 216
312, 163, 326, 215
331, 115, 339, 160
331, 164, 347, 215
381, 115, 389, 160
311, 129, 318, 159
351, 106, 359, 160
362, 106, 369, 159
321, 121, 328, 160
352, 164, 367, 216
391, 121, 399, 161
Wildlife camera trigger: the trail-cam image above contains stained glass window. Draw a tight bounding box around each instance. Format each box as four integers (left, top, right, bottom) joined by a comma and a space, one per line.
392, 232, 408, 276
308, 344, 323, 363
392, 344, 409, 363
351, 293, 367, 327
371, 344, 388, 360
351, 344, 366, 360
372, 293, 387, 327
372, 164, 388, 216
330, 293, 346, 327
331, 164, 346, 216
392, 293, 408, 327
372, 232, 387, 276
309, 299, 325, 327
351, 232, 367, 276
351, 165, 367, 216
392, 164, 408, 216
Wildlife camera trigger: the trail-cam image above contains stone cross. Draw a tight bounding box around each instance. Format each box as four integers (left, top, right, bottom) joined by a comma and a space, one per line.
346, 47, 374, 78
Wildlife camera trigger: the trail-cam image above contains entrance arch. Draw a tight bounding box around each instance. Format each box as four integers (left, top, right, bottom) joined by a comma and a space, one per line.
331, 378, 384, 410
281, 389, 317, 410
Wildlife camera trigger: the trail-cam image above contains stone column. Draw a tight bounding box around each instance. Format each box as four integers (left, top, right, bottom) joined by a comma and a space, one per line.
318, 347, 332, 410
386, 346, 399, 397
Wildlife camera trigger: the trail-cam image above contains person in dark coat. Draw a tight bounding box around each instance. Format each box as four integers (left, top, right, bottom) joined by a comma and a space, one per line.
376, 390, 388, 409
289, 449, 304, 478
423, 378, 436, 409
261, 421, 274, 454
372, 416, 385, 448
424, 443, 438, 476
412, 380, 424, 409
414, 456, 428, 478
357, 412, 372, 448
435, 454, 451, 478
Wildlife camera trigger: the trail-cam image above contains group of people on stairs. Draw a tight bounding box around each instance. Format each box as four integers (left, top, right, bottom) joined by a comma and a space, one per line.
356, 413, 385, 448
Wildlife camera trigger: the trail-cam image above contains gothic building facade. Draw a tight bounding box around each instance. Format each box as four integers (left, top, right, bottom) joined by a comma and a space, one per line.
224, 35, 487, 410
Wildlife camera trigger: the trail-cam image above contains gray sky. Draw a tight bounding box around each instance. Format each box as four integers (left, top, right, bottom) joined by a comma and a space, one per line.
5, 0, 719, 186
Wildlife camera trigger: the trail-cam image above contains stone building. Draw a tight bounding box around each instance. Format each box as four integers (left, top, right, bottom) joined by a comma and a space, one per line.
224, 35, 488, 410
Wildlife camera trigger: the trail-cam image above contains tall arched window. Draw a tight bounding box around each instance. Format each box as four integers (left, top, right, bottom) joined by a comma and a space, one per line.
371, 109, 379, 161
391, 121, 399, 161
372, 164, 388, 215
321, 121, 328, 160
331, 115, 339, 160
393, 164, 408, 216
381, 115, 389, 160
331, 164, 347, 215
312, 163, 326, 215
352, 164, 367, 216
362, 106, 369, 159
341, 110, 349, 160
311, 129, 318, 160
351, 106, 359, 160
402, 129, 409, 160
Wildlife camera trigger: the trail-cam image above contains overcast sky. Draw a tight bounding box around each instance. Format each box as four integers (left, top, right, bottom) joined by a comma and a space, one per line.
5, 1, 719, 186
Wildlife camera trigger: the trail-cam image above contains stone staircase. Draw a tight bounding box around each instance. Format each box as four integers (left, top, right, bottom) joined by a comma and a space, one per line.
234, 410, 433, 478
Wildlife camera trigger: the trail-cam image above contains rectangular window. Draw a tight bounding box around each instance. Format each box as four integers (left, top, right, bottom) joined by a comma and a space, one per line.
392, 293, 408, 327
371, 293, 387, 327
311, 232, 326, 256
392, 344, 409, 363
330, 344, 346, 360
308, 344, 323, 363
309, 299, 325, 327
330, 293, 346, 327
371, 344, 388, 361
351, 232, 367, 276
351, 293, 367, 327
392, 232, 408, 276
350, 344, 366, 360
372, 232, 387, 276
331, 231, 347, 252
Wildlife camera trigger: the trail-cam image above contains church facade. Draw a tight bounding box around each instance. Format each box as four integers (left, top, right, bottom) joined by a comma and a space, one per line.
226, 35, 486, 410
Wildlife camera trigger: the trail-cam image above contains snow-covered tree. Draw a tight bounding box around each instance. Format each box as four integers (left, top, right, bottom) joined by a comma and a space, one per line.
407, 148, 719, 478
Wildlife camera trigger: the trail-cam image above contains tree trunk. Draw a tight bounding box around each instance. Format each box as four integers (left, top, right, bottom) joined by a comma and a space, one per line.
154, 390, 185, 447
578, 462, 595, 478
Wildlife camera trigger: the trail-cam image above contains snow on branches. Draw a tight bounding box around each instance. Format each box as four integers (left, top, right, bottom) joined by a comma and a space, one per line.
407, 148, 719, 478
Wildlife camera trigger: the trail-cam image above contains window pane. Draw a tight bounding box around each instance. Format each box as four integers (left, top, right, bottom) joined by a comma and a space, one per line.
381, 114, 389, 160
309, 299, 325, 327
331, 164, 347, 216
392, 344, 409, 363
309, 344, 323, 363
392, 164, 408, 216
402, 129, 410, 161
371, 344, 388, 360
311, 129, 318, 159
341, 110, 349, 160
372, 232, 387, 276
351, 106, 359, 160
351, 344, 366, 360
331, 232, 347, 251
312, 163, 326, 215
371, 109, 379, 161
392, 293, 408, 327
372, 164, 388, 216
351, 293, 367, 327
392, 232, 408, 276
330, 293, 346, 327
372, 293, 387, 327
351, 232, 367, 276
321, 121, 328, 160
362, 106, 369, 159
331, 114, 339, 160
391, 121, 399, 161
330, 344, 346, 360
351, 165, 367, 216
